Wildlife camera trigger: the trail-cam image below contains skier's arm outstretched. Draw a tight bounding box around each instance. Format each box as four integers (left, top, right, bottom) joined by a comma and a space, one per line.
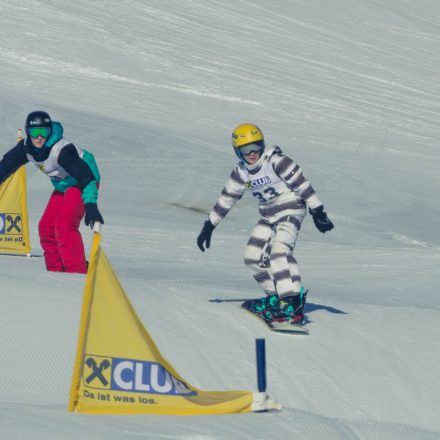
271, 150, 334, 233
57, 144, 104, 228
197, 167, 246, 252
0, 140, 28, 185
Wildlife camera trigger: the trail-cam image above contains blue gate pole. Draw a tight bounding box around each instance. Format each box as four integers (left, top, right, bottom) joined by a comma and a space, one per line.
256, 338, 266, 393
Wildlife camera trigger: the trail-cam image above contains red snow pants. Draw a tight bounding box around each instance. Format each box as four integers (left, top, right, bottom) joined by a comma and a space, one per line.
38, 188, 87, 274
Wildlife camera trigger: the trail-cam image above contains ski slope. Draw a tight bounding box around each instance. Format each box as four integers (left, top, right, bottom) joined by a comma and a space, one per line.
1, 0, 440, 438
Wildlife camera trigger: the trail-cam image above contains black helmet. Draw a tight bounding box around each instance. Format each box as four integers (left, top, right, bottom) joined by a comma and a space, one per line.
25, 110, 52, 136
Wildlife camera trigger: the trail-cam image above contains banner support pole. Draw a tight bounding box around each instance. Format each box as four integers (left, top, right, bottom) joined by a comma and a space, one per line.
256, 338, 266, 393
251, 338, 282, 412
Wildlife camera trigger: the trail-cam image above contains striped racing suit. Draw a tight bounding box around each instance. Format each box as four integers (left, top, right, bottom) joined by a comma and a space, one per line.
208, 146, 322, 298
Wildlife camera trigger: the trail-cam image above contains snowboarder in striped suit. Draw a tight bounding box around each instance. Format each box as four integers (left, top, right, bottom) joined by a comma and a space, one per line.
197, 123, 333, 324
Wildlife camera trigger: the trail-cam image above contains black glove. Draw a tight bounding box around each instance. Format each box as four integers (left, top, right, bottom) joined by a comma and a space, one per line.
84, 203, 104, 229
309, 205, 334, 233
197, 220, 215, 252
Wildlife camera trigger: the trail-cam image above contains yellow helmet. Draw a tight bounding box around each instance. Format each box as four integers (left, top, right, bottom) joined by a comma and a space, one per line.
231, 123, 265, 160
232, 123, 264, 148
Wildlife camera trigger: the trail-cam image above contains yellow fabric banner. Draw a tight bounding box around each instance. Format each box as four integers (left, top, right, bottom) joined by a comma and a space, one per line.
0, 166, 31, 255
68, 233, 255, 415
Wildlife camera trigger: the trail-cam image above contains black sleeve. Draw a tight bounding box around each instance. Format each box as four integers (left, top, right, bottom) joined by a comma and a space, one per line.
57, 143, 95, 190
0, 140, 29, 184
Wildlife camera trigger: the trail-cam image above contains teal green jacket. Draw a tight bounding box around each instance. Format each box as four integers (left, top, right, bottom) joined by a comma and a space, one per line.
28, 121, 101, 204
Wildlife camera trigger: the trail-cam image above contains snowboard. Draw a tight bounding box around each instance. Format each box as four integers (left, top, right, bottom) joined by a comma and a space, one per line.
241, 304, 309, 334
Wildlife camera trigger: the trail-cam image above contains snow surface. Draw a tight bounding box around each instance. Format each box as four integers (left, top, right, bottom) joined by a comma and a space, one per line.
1, 0, 440, 438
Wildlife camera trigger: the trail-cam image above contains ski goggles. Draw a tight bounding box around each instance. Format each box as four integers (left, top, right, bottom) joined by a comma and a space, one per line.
28, 126, 51, 138
238, 142, 263, 156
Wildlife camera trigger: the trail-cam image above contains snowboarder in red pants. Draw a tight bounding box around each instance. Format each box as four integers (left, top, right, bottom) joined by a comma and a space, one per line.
0, 111, 104, 273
